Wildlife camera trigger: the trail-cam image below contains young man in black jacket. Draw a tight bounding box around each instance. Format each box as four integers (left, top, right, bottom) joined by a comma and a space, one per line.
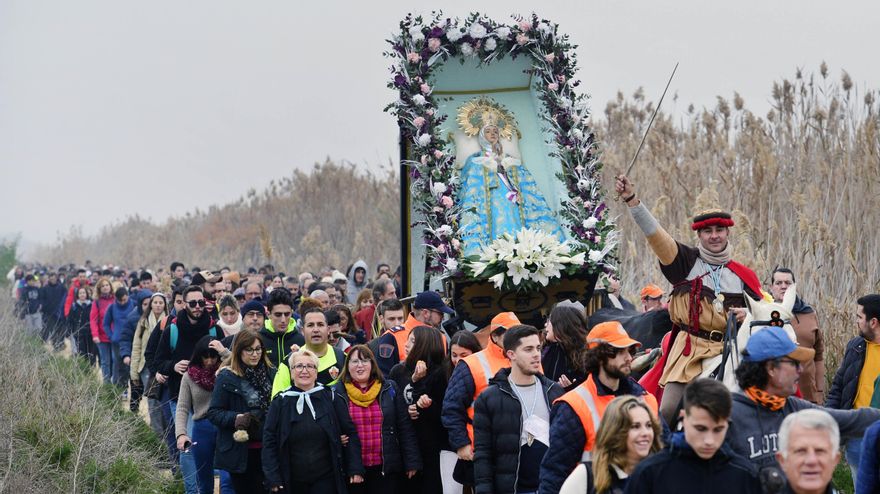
474, 324, 563, 494
625, 378, 761, 494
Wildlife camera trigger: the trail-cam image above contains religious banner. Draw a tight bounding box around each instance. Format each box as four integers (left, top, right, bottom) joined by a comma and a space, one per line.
386, 13, 615, 324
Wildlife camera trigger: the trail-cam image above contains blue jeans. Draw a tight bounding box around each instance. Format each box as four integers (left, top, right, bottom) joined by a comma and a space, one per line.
847, 437, 863, 486
192, 418, 228, 494
169, 399, 199, 494
97, 342, 112, 384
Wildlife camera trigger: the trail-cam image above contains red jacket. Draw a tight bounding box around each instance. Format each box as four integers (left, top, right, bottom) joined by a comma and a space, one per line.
90, 296, 114, 342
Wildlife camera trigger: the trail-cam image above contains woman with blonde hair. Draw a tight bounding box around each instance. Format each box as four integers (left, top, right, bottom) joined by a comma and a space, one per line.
560, 395, 663, 494
130, 292, 168, 434
89, 277, 116, 384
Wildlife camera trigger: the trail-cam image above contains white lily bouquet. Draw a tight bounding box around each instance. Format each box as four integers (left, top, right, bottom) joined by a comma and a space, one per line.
464, 227, 588, 291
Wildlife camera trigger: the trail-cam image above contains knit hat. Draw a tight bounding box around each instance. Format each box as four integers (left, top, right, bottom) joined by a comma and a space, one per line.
240, 299, 266, 317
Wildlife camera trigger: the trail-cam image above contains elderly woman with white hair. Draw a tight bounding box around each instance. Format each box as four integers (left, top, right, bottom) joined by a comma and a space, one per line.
775, 409, 840, 494
262, 348, 365, 493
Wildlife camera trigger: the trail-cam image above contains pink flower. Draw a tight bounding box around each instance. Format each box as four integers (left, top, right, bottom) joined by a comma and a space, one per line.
437, 243, 447, 254
545, 53, 555, 63
433, 150, 444, 159
516, 33, 530, 46
420, 154, 428, 165
518, 20, 532, 32
557, 74, 566, 83
420, 83, 432, 95
407, 52, 421, 63
451, 238, 461, 250
428, 37, 442, 52
413, 116, 426, 128
426, 109, 435, 116
440, 196, 454, 208
548, 82, 559, 91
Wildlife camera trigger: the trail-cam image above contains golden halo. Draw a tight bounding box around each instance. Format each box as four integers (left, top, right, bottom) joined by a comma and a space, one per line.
457, 96, 520, 140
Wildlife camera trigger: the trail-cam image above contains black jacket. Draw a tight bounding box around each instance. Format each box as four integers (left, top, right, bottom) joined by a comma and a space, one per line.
473, 368, 563, 494
262, 385, 364, 492
154, 312, 219, 399
67, 301, 92, 336
826, 336, 866, 410
259, 324, 305, 369
207, 366, 276, 474
541, 342, 587, 391
333, 380, 423, 474
624, 433, 760, 494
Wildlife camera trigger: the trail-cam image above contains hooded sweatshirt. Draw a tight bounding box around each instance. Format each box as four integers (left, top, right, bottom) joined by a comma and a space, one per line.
103, 297, 134, 343
725, 391, 880, 471
119, 289, 153, 359
259, 318, 305, 369
346, 260, 369, 305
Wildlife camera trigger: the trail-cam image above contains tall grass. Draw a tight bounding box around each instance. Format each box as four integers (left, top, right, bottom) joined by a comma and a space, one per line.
0, 297, 180, 493
600, 65, 880, 381
33, 160, 401, 275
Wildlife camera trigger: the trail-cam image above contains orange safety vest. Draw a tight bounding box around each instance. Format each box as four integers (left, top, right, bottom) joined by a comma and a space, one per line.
387, 314, 449, 362
555, 375, 659, 460
462, 342, 510, 445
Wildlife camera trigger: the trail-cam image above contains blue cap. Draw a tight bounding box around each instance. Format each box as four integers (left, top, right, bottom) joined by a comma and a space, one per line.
413, 291, 454, 315
742, 326, 814, 363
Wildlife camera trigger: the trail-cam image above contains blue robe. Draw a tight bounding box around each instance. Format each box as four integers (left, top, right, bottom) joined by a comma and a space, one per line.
458, 150, 563, 257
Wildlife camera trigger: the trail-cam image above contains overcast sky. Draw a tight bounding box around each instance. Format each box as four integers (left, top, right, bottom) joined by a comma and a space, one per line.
2, 0, 877, 251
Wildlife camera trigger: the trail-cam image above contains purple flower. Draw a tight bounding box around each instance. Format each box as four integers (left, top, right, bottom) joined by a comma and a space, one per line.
429, 26, 444, 38
393, 73, 408, 88
410, 169, 421, 179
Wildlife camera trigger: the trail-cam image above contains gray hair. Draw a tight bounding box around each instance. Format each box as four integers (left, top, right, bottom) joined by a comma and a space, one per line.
310, 289, 328, 299
777, 409, 839, 458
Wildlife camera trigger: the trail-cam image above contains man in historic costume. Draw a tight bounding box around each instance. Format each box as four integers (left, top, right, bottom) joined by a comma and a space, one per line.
615, 174, 763, 425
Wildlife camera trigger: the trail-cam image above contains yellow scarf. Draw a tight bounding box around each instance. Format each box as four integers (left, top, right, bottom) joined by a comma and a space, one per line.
745, 386, 786, 412
345, 381, 381, 407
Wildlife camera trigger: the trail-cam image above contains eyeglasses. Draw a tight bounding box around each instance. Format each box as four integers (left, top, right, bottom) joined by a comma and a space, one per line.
778, 358, 802, 369
187, 299, 207, 308
293, 364, 317, 371
243, 347, 263, 355
349, 359, 370, 367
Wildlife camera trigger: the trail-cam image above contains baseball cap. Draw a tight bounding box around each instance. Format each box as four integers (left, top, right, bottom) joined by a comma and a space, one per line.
192, 271, 222, 285
489, 312, 521, 333
742, 326, 815, 363
640, 284, 664, 299
587, 321, 641, 349
413, 291, 454, 315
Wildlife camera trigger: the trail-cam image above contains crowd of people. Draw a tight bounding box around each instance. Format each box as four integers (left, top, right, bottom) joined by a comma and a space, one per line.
5, 174, 880, 494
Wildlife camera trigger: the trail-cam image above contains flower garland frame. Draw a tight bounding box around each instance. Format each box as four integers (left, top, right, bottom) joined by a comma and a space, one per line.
385, 12, 618, 288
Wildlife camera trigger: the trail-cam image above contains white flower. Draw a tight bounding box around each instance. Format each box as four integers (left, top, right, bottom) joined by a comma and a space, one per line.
445, 258, 459, 271
577, 178, 590, 190
589, 250, 604, 263
412, 94, 427, 106
582, 217, 598, 229
489, 272, 506, 289
484, 38, 497, 51
537, 22, 552, 37
460, 43, 475, 57
417, 133, 432, 147
468, 23, 488, 39
469, 260, 489, 277
530, 271, 550, 287
569, 251, 587, 266
431, 182, 447, 196
409, 26, 425, 42
495, 26, 511, 39
435, 225, 453, 237
507, 259, 529, 286
570, 128, 584, 140
446, 28, 464, 42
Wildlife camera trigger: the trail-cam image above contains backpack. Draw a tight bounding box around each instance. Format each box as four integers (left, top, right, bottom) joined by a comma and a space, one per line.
169, 323, 218, 351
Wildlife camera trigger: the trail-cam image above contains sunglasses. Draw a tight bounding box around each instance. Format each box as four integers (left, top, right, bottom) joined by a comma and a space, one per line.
186, 299, 207, 308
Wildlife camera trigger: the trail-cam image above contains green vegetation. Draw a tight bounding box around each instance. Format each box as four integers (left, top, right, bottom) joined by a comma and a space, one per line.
0, 298, 182, 493
0, 237, 17, 287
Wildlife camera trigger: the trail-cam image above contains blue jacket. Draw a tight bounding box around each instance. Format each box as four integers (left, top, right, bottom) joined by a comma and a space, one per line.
119, 290, 153, 359
441, 360, 478, 450
826, 336, 866, 410
857, 420, 880, 494
103, 298, 135, 343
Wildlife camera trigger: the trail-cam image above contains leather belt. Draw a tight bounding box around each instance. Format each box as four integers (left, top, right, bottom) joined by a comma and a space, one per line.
686, 327, 724, 342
